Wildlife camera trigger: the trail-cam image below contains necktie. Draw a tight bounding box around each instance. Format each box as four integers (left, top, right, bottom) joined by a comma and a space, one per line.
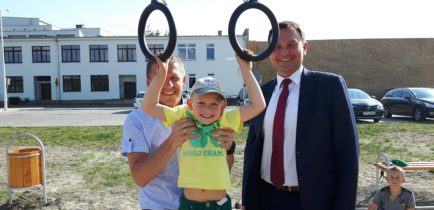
271, 79, 291, 189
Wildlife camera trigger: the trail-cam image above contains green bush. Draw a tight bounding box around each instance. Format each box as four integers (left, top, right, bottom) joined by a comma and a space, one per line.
8, 97, 21, 105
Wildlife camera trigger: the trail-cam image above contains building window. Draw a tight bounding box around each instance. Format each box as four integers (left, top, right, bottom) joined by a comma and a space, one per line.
148, 44, 164, 55
62, 45, 80, 62
4, 47, 22, 63
91, 75, 109, 91
6, 76, 24, 93
206, 44, 215, 60
117, 44, 136, 62
63, 75, 81, 92
178, 44, 196, 60
189, 74, 196, 89
89, 45, 108, 62
32, 46, 50, 63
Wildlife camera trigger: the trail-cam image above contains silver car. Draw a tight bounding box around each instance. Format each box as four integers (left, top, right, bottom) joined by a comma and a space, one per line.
133, 91, 146, 109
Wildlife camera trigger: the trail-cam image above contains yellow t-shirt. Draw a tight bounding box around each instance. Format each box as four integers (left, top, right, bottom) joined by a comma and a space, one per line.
163, 105, 242, 189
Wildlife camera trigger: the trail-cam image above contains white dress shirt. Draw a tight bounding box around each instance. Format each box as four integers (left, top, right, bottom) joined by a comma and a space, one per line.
261, 66, 303, 187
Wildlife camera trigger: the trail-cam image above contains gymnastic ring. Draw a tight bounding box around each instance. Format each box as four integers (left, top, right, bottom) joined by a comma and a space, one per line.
138, 0, 177, 62
228, 0, 279, 61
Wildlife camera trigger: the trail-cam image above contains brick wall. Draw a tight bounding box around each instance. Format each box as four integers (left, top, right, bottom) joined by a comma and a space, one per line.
249, 39, 434, 98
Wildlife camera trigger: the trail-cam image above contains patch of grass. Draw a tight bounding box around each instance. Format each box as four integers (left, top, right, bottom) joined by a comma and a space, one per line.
359, 139, 408, 163
0, 127, 123, 148
357, 123, 433, 138
357, 123, 434, 164
235, 126, 248, 144
0, 188, 7, 202
72, 152, 134, 189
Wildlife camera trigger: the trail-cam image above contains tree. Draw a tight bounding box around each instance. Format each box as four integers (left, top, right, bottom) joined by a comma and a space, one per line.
145, 24, 161, 36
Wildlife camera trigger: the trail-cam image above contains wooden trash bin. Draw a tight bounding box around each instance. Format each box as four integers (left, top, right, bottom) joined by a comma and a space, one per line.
7, 148, 43, 188
6, 133, 47, 204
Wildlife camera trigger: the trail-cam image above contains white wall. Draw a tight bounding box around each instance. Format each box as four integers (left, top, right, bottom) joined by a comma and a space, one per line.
0, 34, 247, 102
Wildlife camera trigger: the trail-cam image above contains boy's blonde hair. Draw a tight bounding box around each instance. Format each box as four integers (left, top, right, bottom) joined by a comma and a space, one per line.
387, 165, 405, 177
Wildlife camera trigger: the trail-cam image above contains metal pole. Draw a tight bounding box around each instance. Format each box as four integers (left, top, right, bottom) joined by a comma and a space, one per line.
1, 9, 8, 110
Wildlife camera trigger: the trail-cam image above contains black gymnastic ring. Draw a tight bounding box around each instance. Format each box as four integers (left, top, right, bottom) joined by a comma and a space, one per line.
228, 1, 279, 61
138, 0, 177, 62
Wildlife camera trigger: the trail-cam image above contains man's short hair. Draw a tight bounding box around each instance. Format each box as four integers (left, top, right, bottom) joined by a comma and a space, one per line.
146, 56, 185, 80
387, 165, 405, 176
268, 20, 306, 43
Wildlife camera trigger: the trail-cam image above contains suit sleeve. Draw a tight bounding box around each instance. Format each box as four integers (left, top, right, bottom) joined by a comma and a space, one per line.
331, 75, 360, 209
242, 118, 256, 208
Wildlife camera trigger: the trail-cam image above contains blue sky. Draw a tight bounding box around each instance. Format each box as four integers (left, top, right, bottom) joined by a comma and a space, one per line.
2, 0, 434, 40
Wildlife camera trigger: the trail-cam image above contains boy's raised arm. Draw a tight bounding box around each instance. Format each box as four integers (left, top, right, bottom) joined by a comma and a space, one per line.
141, 56, 168, 121
236, 50, 266, 122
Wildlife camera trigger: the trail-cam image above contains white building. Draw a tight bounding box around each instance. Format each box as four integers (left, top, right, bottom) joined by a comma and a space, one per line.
0, 17, 248, 102
3, 17, 111, 38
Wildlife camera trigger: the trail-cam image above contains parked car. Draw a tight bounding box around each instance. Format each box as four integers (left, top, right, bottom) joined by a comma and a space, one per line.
237, 97, 249, 107
381, 87, 434, 121
133, 91, 146, 109
348, 88, 384, 122
236, 86, 249, 106
182, 89, 191, 100
135, 89, 190, 109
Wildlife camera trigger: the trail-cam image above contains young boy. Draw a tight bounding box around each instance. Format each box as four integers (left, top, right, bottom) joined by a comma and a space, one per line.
142, 52, 265, 210
368, 166, 416, 210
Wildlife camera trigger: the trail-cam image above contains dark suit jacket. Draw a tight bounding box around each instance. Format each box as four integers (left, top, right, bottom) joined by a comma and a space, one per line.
242, 69, 359, 210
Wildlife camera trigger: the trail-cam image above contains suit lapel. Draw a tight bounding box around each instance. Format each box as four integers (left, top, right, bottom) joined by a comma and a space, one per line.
263, 80, 277, 104
255, 80, 277, 139
296, 69, 316, 142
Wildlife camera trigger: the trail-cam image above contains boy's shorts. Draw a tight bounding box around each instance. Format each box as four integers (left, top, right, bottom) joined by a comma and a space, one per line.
179, 193, 232, 210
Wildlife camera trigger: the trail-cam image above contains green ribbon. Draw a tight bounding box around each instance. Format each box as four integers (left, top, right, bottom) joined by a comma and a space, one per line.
186, 111, 221, 148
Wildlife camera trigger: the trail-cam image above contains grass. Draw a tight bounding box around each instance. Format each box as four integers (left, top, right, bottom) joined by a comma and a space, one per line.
0, 126, 123, 148
357, 123, 434, 163
357, 122, 433, 138
73, 152, 135, 189
1, 122, 433, 201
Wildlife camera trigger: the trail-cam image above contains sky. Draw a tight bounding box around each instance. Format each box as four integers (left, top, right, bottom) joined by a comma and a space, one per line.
2, 0, 434, 41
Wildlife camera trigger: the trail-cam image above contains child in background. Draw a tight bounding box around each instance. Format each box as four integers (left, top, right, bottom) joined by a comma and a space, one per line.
368, 166, 416, 210
142, 51, 265, 210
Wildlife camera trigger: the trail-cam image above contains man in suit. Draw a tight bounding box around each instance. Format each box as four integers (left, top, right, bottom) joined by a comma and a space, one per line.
242, 21, 359, 210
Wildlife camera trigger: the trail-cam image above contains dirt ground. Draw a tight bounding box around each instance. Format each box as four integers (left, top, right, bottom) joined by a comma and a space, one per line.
1, 141, 433, 209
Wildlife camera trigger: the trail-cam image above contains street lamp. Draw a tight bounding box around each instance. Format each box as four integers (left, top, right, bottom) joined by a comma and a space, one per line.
1, 8, 10, 110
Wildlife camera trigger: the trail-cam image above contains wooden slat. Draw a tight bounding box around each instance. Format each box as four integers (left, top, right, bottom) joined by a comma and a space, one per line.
374, 162, 434, 171
8, 157, 24, 188
22, 156, 32, 187
406, 162, 434, 164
